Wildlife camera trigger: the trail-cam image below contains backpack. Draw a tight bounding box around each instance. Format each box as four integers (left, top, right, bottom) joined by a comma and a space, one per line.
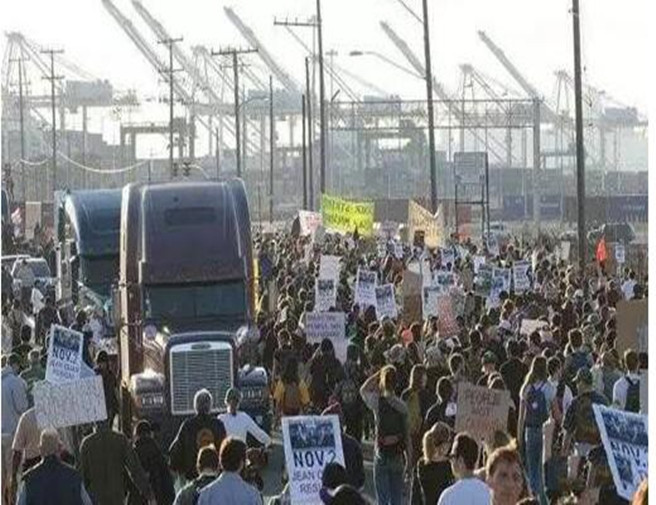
377, 396, 406, 456
573, 392, 600, 444
525, 383, 549, 428
625, 376, 640, 413
282, 382, 302, 416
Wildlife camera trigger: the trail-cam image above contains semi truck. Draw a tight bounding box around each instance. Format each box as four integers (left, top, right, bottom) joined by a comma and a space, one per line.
116, 179, 270, 439
54, 189, 122, 310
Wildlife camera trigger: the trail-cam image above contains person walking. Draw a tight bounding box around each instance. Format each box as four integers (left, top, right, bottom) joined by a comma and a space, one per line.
94, 350, 118, 427
128, 421, 175, 505
612, 349, 642, 412
2, 354, 28, 504
173, 446, 220, 505
217, 388, 271, 447
19, 350, 45, 407
78, 421, 154, 505
485, 445, 526, 505
437, 433, 491, 505
360, 365, 409, 505
169, 389, 227, 482
17, 430, 93, 505
410, 422, 454, 505
197, 438, 262, 505
517, 356, 554, 505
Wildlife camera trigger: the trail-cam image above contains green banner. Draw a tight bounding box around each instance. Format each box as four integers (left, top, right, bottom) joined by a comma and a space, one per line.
321, 194, 374, 236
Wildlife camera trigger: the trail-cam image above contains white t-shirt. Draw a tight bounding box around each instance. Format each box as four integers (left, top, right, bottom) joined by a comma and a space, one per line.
438, 477, 491, 505
217, 411, 271, 447
613, 373, 640, 411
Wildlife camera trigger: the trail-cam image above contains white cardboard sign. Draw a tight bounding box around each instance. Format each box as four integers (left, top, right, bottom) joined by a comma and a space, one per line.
34, 376, 107, 429
354, 268, 377, 308
375, 284, 398, 320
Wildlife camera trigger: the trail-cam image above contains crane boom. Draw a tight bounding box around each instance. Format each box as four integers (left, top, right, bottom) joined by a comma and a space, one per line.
224, 7, 300, 94
380, 21, 509, 163
477, 30, 558, 124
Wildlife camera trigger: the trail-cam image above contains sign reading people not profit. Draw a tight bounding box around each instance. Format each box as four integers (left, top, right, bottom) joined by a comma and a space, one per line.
593, 405, 648, 501
282, 415, 345, 505
305, 312, 347, 361
321, 194, 374, 237
45, 325, 84, 384
455, 382, 510, 444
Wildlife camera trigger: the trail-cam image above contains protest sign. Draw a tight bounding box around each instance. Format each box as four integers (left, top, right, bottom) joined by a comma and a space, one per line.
441, 247, 455, 269
321, 194, 374, 236
615, 244, 626, 264
305, 312, 347, 361
474, 264, 493, 297
560, 241, 571, 261
520, 319, 548, 336
455, 382, 510, 444
319, 255, 341, 280
354, 268, 377, 308
640, 370, 648, 414
593, 405, 648, 501
437, 294, 459, 337
433, 270, 456, 289
282, 415, 345, 505
34, 376, 107, 429
407, 200, 444, 249
512, 261, 531, 293
45, 325, 83, 384
616, 299, 648, 354
422, 285, 442, 319
473, 255, 486, 274
493, 267, 512, 292
486, 234, 499, 257
298, 210, 323, 237
315, 279, 337, 312
402, 270, 423, 324
375, 284, 398, 320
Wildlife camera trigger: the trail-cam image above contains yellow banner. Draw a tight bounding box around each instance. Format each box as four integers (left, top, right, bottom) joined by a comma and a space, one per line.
407, 200, 444, 249
321, 194, 374, 236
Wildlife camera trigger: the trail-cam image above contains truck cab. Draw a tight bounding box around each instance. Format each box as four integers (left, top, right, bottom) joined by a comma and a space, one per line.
117, 180, 270, 440
54, 189, 122, 311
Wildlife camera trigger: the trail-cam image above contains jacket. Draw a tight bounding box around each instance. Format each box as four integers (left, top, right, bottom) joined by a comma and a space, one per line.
79, 427, 152, 505
20, 455, 92, 505
128, 436, 176, 505
169, 414, 227, 481
1, 366, 29, 435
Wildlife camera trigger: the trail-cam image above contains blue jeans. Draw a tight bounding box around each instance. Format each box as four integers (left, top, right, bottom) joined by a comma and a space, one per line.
524, 426, 547, 505
373, 452, 405, 505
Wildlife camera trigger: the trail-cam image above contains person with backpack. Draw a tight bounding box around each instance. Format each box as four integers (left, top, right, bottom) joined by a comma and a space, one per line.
562, 368, 609, 459
173, 445, 220, 505
563, 329, 593, 393
332, 346, 366, 441
307, 339, 344, 412
273, 358, 310, 421
360, 365, 409, 505
592, 351, 622, 402
612, 349, 642, 413
517, 356, 555, 505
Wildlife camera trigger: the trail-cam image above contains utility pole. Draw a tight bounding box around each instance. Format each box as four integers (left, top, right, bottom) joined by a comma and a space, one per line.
301, 94, 308, 209
421, 0, 438, 214
41, 49, 64, 195
315, 0, 327, 197
158, 36, 183, 180
211, 47, 257, 178
305, 57, 314, 211
9, 55, 28, 201
269, 75, 275, 224
572, 0, 586, 274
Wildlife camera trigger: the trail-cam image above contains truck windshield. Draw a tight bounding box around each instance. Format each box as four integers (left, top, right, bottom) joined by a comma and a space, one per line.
143, 281, 247, 321
80, 256, 119, 296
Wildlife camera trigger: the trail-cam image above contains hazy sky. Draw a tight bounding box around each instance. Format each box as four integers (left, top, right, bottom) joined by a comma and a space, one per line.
0, 0, 650, 114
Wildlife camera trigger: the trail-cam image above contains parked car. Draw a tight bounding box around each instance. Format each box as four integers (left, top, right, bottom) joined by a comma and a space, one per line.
587, 222, 636, 245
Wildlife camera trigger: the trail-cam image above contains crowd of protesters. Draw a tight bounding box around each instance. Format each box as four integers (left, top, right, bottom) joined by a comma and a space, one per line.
1, 218, 650, 505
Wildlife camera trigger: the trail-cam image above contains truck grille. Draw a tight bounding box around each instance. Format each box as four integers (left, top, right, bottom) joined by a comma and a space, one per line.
169, 343, 233, 416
